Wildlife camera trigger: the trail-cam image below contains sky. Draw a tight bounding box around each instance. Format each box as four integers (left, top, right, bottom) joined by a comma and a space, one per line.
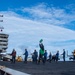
0, 0, 75, 59
0, 0, 75, 30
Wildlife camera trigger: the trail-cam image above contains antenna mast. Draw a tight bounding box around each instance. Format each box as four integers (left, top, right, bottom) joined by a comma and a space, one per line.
0, 14, 4, 32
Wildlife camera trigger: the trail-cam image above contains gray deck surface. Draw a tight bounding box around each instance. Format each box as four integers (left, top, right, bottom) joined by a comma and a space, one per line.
0, 61, 75, 75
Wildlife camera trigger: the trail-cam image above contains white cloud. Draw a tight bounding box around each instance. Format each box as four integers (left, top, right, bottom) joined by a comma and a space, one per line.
21, 3, 75, 26
0, 11, 75, 57
0, 2, 75, 60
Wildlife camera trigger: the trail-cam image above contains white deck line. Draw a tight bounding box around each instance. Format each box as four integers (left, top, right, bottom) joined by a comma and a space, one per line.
1, 67, 31, 75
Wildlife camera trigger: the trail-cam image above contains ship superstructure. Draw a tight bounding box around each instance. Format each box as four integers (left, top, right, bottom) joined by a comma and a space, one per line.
0, 33, 9, 53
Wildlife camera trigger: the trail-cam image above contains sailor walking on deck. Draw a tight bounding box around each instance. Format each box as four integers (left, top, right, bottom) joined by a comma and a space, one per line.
23, 49, 28, 63
61, 49, 66, 62
11, 49, 16, 63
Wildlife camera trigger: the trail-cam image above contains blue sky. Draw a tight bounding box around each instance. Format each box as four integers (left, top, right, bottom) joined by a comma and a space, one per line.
0, 0, 75, 9
0, 0, 75, 57
0, 0, 75, 30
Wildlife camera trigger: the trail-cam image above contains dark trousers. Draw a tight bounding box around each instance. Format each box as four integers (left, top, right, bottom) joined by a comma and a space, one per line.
44, 56, 47, 63
38, 54, 44, 64
73, 55, 75, 60
63, 56, 65, 61
12, 56, 16, 63
34, 56, 37, 63
24, 56, 28, 63
56, 57, 58, 62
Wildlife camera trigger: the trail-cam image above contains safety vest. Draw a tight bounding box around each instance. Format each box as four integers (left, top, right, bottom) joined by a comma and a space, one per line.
40, 49, 44, 55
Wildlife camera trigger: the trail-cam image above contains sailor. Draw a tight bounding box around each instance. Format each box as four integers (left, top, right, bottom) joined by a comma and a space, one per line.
11, 49, 16, 63
49, 52, 52, 63
62, 49, 66, 62
72, 50, 75, 61
38, 39, 45, 64
56, 51, 59, 62
23, 49, 28, 63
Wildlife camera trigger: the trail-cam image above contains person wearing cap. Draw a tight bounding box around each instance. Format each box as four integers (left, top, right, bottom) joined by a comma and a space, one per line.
11, 49, 16, 63
23, 49, 28, 63
61, 49, 66, 62
56, 51, 59, 62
